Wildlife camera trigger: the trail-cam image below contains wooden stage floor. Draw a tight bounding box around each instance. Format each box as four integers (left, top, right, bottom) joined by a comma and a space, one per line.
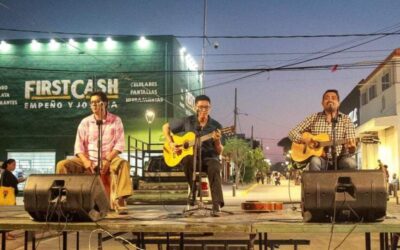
1, 203, 400, 233
1, 203, 400, 249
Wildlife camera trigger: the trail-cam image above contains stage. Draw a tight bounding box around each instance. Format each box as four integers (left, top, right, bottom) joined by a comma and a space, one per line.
1, 202, 400, 250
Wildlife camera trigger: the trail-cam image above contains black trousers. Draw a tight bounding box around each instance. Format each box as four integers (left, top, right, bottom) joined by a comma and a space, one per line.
181, 156, 224, 206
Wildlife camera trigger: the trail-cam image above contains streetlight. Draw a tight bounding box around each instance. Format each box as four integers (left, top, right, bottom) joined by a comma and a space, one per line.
145, 110, 155, 148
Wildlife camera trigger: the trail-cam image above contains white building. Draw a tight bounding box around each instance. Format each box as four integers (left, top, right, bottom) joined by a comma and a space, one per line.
357, 48, 400, 176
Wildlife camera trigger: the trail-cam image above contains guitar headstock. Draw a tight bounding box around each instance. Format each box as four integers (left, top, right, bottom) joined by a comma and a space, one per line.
220, 126, 235, 136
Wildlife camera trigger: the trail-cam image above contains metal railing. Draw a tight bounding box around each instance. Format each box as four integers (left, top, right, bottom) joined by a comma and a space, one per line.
127, 135, 163, 177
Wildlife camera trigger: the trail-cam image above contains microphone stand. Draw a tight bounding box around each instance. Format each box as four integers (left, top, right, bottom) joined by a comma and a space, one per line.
331, 110, 338, 171
95, 105, 104, 176
183, 126, 233, 217
184, 127, 214, 216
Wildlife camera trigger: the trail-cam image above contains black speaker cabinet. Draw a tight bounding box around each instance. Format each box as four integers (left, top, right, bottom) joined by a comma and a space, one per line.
24, 174, 109, 222
301, 170, 387, 222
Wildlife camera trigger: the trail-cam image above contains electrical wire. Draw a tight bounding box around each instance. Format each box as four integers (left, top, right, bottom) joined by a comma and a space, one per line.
3, 27, 400, 39
89, 228, 143, 250
2, 14, 400, 117
271, 22, 400, 69
328, 182, 363, 250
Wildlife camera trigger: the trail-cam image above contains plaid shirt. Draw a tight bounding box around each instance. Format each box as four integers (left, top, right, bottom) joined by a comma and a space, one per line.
288, 111, 356, 157
74, 112, 125, 165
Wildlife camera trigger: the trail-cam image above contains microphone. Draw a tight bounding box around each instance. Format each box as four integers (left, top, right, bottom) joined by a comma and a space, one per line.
96, 101, 105, 125
194, 116, 202, 133
331, 114, 338, 123
328, 103, 334, 111
328, 103, 338, 123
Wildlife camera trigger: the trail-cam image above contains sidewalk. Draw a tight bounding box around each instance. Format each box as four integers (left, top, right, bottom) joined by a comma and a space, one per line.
222, 179, 301, 205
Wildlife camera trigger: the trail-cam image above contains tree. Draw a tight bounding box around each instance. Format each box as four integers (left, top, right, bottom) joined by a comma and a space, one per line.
223, 137, 251, 185
244, 147, 270, 183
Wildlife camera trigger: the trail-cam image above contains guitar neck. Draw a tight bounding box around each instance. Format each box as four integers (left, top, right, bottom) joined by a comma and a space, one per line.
193, 126, 234, 144
182, 133, 213, 148
200, 133, 213, 142
319, 139, 347, 147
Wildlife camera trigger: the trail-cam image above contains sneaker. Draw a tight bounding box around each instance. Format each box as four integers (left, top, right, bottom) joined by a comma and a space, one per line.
211, 203, 221, 217
113, 199, 128, 215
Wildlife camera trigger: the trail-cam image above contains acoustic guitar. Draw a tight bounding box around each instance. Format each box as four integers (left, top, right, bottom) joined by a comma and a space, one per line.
241, 200, 283, 212
290, 132, 351, 163
163, 126, 234, 167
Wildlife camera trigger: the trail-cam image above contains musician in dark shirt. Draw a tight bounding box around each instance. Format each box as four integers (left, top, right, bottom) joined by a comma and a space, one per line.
162, 95, 224, 215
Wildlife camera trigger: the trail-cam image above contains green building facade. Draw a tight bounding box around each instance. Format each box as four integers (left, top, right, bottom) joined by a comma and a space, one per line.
0, 36, 201, 175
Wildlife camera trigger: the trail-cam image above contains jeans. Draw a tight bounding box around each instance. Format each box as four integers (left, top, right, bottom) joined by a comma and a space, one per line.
309, 156, 357, 171
181, 156, 224, 207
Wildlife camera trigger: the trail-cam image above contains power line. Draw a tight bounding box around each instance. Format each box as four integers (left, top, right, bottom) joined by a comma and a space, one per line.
177, 33, 400, 39
1, 25, 399, 101
0, 58, 396, 76
199, 26, 400, 94
2, 27, 400, 39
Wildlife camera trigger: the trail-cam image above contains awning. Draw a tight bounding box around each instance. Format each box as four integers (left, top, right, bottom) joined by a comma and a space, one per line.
356, 115, 399, 134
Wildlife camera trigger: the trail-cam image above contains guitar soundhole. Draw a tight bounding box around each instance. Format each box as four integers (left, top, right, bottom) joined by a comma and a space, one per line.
183, 141, 189, 149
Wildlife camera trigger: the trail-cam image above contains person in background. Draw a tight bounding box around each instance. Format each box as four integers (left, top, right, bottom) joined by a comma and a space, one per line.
377, 160, 389, 182
274, 172, 281, 186
383, 165, 390, 182
256, 170, 262, 184
377, 159, 384, 169
1, 159, 25, 240
380, 164, 390, 199
266, 172, 272, 184
389, 173, 399, 196
1, 159, 25, 199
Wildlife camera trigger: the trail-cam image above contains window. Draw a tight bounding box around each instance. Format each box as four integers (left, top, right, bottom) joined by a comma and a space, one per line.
361, 92, 368, 105
7, 152, 56, 191
369, 85, 377, 100
382, 73, 390, 91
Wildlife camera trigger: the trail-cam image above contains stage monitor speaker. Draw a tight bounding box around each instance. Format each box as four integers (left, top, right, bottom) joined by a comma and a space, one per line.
301, 170, 387, 222
24, 174, 109, 222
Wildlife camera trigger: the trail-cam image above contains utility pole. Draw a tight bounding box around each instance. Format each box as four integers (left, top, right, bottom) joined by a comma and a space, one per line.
250, 125, 254, 148
234, 88, 237, 134
200, 0, 207, 94
232, 87, 238, 196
